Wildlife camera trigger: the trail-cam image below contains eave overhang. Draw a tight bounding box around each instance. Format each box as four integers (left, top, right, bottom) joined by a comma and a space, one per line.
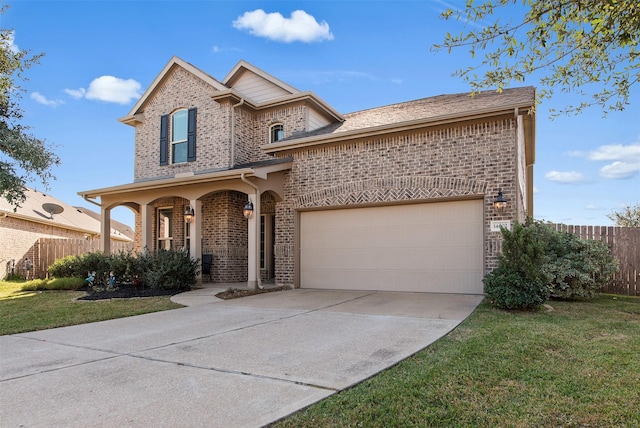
211, 89, 344, 123
78, 161, 293, 200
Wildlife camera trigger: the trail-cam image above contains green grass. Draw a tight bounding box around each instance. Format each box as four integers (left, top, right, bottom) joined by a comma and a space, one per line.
275, 295, 640, 427
0, 280, 183, 335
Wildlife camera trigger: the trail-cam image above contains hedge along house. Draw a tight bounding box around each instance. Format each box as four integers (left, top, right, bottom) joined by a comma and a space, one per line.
78, 57, 535, 293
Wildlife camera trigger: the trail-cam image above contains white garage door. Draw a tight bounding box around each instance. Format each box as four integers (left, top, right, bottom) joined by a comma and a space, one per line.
300, 200, 483, 294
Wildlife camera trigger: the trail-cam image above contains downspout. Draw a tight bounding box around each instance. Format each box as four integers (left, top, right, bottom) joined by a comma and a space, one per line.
230, 98, 245, 168
241, 172, 263, 290
83, 195, 101, 208
513, 107, 520, 220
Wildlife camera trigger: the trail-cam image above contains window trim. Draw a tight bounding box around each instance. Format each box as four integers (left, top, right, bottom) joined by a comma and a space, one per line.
157, 207, 174, 251
269, 123, 284, 144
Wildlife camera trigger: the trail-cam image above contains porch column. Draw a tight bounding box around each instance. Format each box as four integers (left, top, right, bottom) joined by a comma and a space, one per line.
100, 207, 111, 255
189, 199, 202, 284
140, 204, 154, 251
246, 191, 261, 290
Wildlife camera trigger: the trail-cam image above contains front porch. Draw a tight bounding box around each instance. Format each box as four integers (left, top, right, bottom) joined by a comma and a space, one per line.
79, 160, 291, 290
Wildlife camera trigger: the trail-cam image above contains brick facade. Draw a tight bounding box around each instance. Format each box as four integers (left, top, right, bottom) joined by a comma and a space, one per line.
272, 119, 519, 286
86, 58, 534, 291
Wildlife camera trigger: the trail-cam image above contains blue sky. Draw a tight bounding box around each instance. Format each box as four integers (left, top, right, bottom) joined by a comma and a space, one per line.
3, 0, 639, 227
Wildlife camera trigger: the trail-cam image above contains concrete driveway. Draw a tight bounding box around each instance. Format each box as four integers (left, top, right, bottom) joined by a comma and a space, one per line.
0, 288, 483, 427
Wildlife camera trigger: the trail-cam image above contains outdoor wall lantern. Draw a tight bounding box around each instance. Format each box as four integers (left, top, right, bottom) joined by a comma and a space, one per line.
184, 206, 195, 224
243, 200, 254, 219
494, 190, 507, 210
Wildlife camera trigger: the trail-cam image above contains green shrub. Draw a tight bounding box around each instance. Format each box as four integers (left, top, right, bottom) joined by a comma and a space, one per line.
484, 221, 549, 309
47, 249, 197, 291
20, 279, 48, 291
48, 255, 82, 278
145, 248, 198, 291
532, 221, 618, 299
108, 250, 139, 285
20, 277, 86, 291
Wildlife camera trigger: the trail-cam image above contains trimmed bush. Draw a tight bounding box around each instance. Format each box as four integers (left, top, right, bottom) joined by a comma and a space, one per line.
532, 221, 618, 299
145, 248, 198, 291
484, 221, 549, 309
48, 255, 82, 279
20, 277, 86, 291
47, 249, 198, 291
19, 279, 48, 291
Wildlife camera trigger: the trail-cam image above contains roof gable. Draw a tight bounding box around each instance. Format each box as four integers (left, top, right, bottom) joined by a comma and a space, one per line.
222, 60, 300, 103
122, 56, 227, 120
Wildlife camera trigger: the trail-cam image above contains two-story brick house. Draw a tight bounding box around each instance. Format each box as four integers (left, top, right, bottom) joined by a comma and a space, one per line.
79, 56, 535, 294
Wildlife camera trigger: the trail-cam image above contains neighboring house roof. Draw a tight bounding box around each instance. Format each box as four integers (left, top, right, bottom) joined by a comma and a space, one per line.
0, 188, 133, 242
73, 206, 134, 240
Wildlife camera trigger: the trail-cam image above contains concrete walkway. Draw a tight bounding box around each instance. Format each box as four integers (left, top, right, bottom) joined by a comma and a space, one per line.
0, 286, 483, 428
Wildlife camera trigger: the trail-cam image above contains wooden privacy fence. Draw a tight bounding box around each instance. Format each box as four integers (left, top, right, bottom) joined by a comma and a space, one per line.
551, 224, 640, 296
33, 238, 133, 279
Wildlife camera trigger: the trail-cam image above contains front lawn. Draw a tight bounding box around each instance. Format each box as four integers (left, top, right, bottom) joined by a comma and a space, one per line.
0, 280, 183, 335
275, 295, 640, 427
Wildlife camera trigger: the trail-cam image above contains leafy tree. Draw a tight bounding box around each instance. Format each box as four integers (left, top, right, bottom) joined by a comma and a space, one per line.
1, 5, 60, 207
607, 203, 640, 227
433, 0, 640, 116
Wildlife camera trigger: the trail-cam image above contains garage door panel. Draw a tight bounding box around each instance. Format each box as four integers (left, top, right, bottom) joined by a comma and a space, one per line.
300, 200, 484, 294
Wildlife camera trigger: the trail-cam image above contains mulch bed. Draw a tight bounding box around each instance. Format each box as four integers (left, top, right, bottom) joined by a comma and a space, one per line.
215, 286, 286, 300
77, 285, 182, 301
76, 284, 286, 301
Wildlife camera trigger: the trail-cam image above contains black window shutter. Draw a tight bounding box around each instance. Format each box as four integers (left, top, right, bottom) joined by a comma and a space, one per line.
187, 107, 197, 162
159, 114, 169, 166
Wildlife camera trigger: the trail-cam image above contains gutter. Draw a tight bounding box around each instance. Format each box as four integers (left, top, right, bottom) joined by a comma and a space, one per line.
230, 98, 245, 168
83, 195, 102, 208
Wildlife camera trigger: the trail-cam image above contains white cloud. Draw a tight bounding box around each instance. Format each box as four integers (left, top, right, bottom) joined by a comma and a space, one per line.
86, 76, 142, 104
589, 142, 640, 180
545, 170, 585, 184
391, 78, 403, 85
599, 161, 640, 179
586, 204, 604, 211
64, 88, 86, 99
30, 92, 63, 107
1, 30, 20, 53
212, 45, 241, 54
588, 143, 640, 161
233, 9, 334, 43
565, 150, 585, 157
65, 76, 141, 105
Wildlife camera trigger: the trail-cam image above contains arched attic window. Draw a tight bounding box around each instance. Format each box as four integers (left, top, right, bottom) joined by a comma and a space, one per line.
269, 123, 284, 144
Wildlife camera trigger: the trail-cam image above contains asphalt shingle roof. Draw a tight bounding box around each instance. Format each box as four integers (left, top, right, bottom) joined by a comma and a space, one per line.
297, 86, 536, 139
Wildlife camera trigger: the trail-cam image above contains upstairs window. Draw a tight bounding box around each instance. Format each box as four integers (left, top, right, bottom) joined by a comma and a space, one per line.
270, 124, 284, 144
160, 108, 197, 165
171, 109, 188, 163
